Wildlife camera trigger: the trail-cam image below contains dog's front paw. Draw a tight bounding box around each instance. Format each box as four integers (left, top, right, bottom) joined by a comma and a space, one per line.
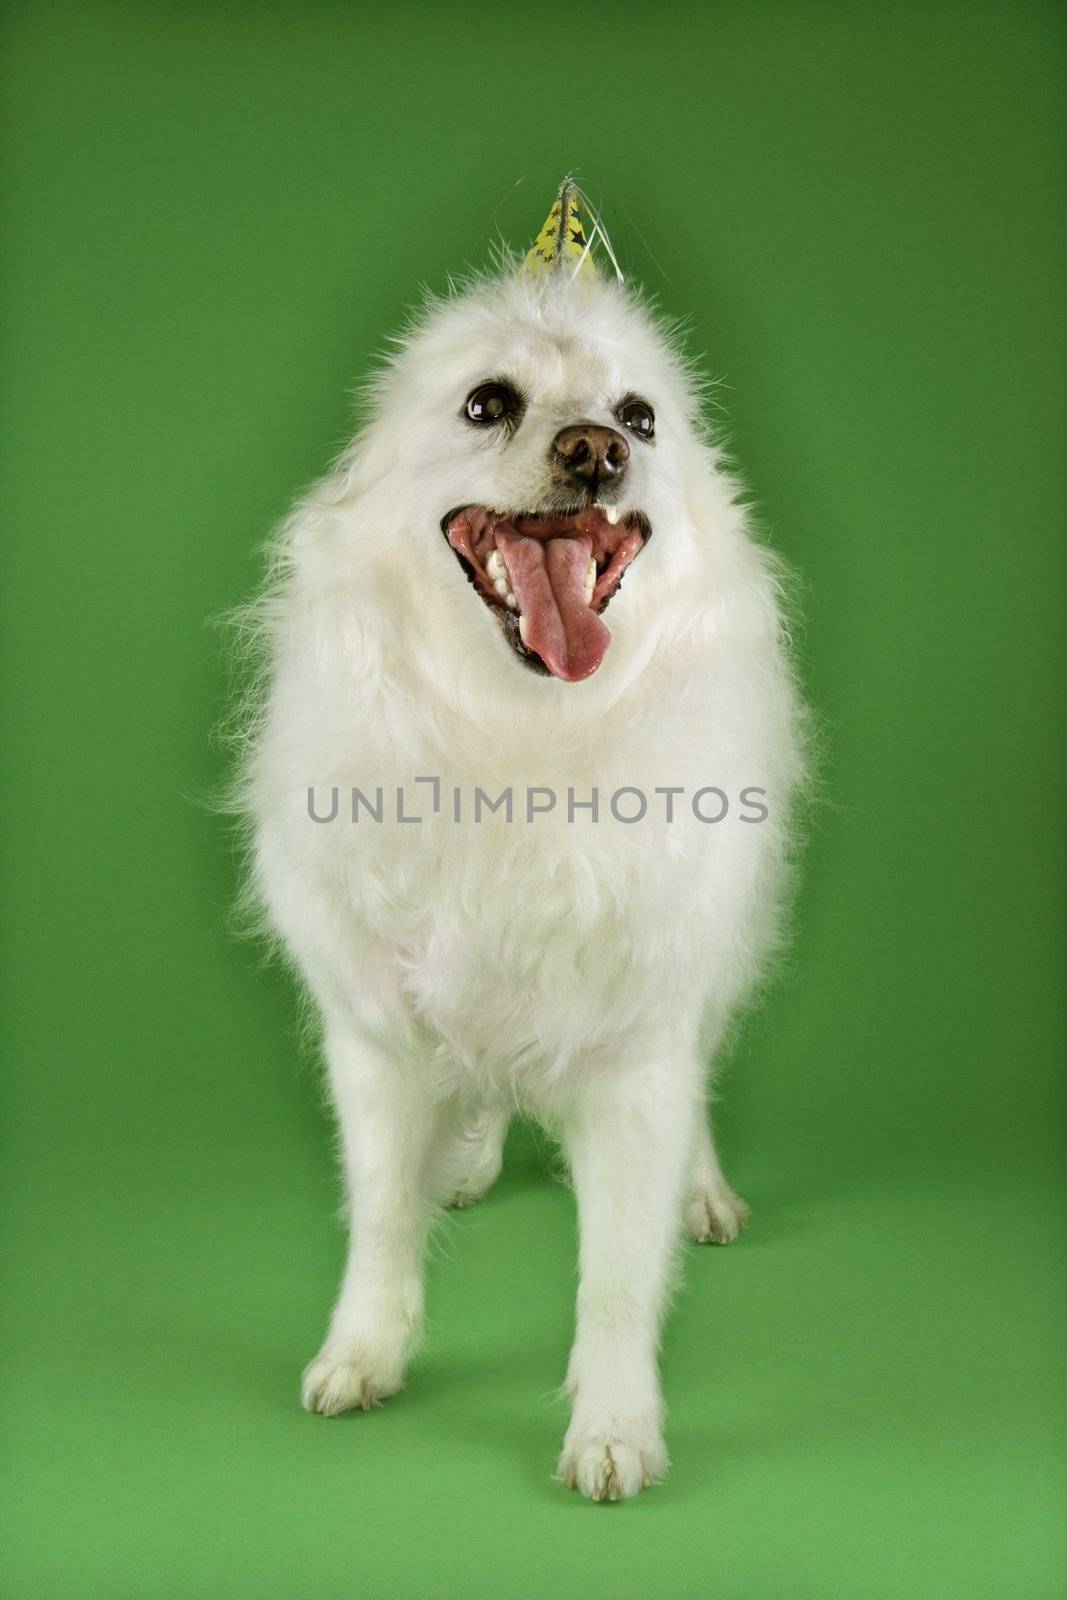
301, 1342, 404, 1417
558, 1419, 668, 1502
686, 1183, 750, 1244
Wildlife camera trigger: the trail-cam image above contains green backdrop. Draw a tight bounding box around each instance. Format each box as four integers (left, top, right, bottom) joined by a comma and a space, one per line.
2, 3, 1064, 1596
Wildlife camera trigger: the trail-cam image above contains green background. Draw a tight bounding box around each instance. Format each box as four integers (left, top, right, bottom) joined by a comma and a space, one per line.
2, 2, 1064, 1595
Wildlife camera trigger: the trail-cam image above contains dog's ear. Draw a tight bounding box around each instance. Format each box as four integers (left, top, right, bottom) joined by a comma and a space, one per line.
337, 419, 402, 503
684, 442, 731, 540
683, 442, 796, 657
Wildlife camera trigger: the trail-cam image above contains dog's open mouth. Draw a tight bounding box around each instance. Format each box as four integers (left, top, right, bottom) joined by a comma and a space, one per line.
442, 505, 650, 681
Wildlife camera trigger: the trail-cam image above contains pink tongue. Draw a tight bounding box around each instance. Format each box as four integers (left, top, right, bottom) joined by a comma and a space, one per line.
494, 529, 610, 682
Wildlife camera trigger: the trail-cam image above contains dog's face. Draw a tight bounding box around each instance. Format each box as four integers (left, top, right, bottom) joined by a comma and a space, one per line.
350, 272, 712, 699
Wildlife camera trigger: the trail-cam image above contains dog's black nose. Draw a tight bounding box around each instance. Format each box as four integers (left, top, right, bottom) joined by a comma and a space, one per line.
553, 423, 630, 490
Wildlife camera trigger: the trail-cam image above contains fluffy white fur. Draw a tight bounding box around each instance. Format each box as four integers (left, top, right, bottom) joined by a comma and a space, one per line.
237, 262, 805, 1500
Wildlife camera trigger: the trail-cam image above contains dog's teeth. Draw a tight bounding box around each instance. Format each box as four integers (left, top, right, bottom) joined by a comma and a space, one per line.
486, 549, 506, 581
493, 577, 508, 597
604, 504, 621, 525
506, 592, 517, 610
518, 614, 529, 644
583, 558, 596, 604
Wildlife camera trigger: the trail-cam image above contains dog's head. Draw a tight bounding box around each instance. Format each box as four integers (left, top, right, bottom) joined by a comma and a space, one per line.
337, 186, 727, 707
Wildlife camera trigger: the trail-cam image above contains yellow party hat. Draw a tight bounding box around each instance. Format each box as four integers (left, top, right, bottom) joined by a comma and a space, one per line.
523, 177, 597, 278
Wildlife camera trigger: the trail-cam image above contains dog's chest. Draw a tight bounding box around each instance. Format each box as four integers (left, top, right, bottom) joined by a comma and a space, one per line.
270, 662, 778, 1081
324, 786, 717, 1076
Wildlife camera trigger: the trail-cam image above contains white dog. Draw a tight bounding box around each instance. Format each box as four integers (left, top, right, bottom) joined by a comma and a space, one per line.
237, 181, 805, 1500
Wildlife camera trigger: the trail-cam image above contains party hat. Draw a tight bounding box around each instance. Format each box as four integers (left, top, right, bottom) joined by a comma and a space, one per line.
523, 177, 596, 278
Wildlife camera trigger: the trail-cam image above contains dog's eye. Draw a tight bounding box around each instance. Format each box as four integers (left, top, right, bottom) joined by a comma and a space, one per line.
465, 382, 521, 427
618, 397, 655, 440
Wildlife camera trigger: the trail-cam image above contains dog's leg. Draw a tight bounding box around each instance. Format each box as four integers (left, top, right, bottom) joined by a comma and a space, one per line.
301, 1014, 442, 1416
685, 1116, 750, 1244
557, 1062, 697, 1500
434, 1103, 509, 1207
